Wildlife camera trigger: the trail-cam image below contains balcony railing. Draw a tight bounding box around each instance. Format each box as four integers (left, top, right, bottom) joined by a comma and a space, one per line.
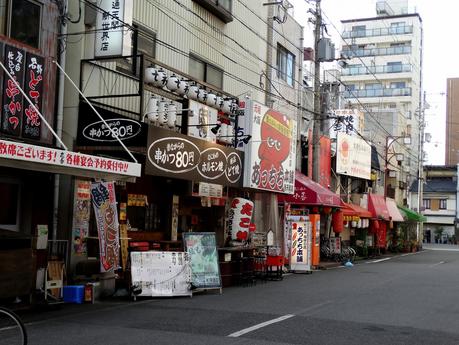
342, 64, 412, 76
342, 25, 413, 39
341, 46, 411, 58
344, 87, 412, 98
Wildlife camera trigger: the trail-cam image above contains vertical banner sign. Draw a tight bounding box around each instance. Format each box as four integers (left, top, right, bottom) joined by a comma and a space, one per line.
1, 45, 25, 136
22, 53, 44, 139
183, 232, 221, 289
243, 100, 297, 194
319, 137, 331, 188
171, 195, 179, 241
72, 180, 91, 255
289, 219, 311, 272
94, 0, 132, 58
91, 181, 120, 272
227, 197, 254, 246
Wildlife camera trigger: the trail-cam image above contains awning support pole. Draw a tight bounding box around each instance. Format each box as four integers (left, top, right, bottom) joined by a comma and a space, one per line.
0, 61, 69, 150
52, 60, 138, 163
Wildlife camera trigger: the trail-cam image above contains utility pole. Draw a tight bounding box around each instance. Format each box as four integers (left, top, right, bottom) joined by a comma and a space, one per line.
417, 91, 426, 245
312, 0, 322, 183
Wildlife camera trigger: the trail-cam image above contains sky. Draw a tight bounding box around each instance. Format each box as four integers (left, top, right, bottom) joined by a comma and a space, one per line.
290, 0, 457, 165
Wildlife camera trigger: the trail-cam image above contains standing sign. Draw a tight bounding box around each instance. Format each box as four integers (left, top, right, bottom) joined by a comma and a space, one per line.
130, 251, 192, 297
243, 100, 296, 194
286, 216, 311, 272
1, 45, 25, 136
22, 53, 44, 139
183, 232, 221, 289
94, 0, 133, 58
91, 181, 120, 272
146, 126, 243, 187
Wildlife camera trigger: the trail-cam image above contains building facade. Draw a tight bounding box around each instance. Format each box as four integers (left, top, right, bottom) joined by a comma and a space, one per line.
445, 78, 459, 165
339, 0, 423, 205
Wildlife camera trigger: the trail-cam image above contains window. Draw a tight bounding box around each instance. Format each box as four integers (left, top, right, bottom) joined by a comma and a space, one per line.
423, 199, 431, 210
351, 25, 366, 37
135, 25, 156, 58
0, 180, 20, 231
365, 83, 382, 89
390, 81, 406, 89
439, 199, 447, 210
387, 61, 402, 73
192, 0, 233, 23
277, 44, 295, 87
8, 0, 42, 48
189, 55, 223, 89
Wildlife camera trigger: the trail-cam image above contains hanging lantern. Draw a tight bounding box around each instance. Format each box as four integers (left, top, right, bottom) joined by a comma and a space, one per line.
158, 100, 168, 125
351, 220, 357, 227
332, 210, 344, 233
167, 102, 177, 128
152, 68, 167, 87
166, 74, 180, 91
225, 124, 234, 144
389, 219, 394, 229
323, 206, 332, 215
144, 67, 157, 84
312, 206, 319, 214
187, 84, 200, 100
216, 96, 224, 109
369, 219, 380, 234
222, 98, 233, 114
146, 97, 159, 124
176, 79, 189, 95
197, 88, 207, 103
357, 219, 362, 228
206, 92, 218, 107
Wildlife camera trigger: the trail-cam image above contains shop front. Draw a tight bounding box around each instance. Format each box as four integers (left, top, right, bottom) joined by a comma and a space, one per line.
367, 194, 391, 254
341, 201, 372, 256
385, 198, 407, 251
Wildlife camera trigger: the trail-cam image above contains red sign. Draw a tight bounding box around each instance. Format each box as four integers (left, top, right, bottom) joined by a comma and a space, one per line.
22, 53, 44, 139
319, 137, 331, 188
1, 45, 25, 136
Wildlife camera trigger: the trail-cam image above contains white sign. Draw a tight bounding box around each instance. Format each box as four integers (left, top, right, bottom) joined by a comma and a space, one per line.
94, 0, 133, 57
243, 100, 297, 194
336, 132, 371, 180
330, 109, 364, 139
289, 220, 311, 272
0, 139, 141, 178
130, 251, 192, 297
188, 100, 218, 142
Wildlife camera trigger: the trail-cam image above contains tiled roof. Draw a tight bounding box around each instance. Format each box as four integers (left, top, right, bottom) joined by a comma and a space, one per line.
410, 178, 457, 193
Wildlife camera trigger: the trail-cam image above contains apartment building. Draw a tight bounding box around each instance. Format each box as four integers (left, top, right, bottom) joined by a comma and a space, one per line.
339, 0, 423, 205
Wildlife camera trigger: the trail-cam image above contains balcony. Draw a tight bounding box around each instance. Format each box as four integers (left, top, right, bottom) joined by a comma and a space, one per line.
342, 26, 413, 39
341, 64, 412, 76
343, 87, 412, 98
341, 46, 411, 58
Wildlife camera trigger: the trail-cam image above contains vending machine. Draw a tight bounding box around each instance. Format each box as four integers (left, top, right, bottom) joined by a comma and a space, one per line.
309, 214, 321, 267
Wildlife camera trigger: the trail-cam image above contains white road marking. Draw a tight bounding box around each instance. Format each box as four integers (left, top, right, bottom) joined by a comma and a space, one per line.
227, 314, 295, 337
429, 261, 445, 267
366, 257, 392, 264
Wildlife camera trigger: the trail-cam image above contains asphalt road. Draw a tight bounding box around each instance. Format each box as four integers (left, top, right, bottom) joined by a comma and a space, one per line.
20, 245, 459, 344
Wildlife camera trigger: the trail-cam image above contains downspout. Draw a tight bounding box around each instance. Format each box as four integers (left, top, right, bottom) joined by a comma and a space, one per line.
53, 0, 68, 241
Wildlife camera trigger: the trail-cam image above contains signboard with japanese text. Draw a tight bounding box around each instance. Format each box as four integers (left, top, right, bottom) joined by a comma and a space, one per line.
72, 180, 91, 255
336, 132, 371, 180
227, 197, 254, 246
329, 109, 364, 139
94, 0, 133, 57
146, 126, 243, 187
187, 100, 218, 142
1, 45, 25, 136
22, 53, 44, 139
77, 101, 147, 147
243, 100, 296, 194
0, 139, 141, 178
130, 251, 192, 297
288, 218, 311, 272
91, 181, 120, 272
183, 232, 221, 290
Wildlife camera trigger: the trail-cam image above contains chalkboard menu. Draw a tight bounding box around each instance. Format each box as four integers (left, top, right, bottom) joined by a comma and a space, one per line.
130, 251, 192, 297
183, 232, 221, 289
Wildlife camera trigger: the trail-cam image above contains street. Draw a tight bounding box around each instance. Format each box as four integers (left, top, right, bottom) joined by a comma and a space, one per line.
21, 245, 459, 344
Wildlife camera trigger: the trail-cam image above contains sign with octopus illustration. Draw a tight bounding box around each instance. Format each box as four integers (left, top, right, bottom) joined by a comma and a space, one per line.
91, 181, 120, 272
243, 100, 297, 194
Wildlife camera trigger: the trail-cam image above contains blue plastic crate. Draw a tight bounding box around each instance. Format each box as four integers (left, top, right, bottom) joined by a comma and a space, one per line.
63, 285, 85, 304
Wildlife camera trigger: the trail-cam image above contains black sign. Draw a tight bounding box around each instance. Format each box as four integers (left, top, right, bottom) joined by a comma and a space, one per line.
22, 53, 44, 139
1, 45, 25, 136
146, 126, 243, 187
77, 102, 147, 147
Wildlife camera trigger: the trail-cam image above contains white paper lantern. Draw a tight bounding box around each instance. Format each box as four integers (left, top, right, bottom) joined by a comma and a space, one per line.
187, 85, 199, 100
351, 220, 357, 227
158, 100, 168, 125
357, 219, 362, 228
176, 79, 189, 95
152, 69, 167, 87
228, 197, 254, 245
144, 67, 156, 84
166, 74, 180, 91
224, 124, 234, 144
146, 97, 159, 123
206, 93, 218, 107
222, 99, 233, 114
167, 102, 177, 128
197, 88, 207, 103
216, 96, 224, 109
219, 123, 227, 140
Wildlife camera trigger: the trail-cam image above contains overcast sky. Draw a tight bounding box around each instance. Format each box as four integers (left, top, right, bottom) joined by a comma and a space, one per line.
290, 0, 457, 165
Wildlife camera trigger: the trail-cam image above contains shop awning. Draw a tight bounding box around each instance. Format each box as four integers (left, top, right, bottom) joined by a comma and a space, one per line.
398, 205, 427, 222
385, 198, 404, 222
341, 201, 372, 218
0, 139, 141, 181
368, 194, 390, 220
278, 171, 341, 207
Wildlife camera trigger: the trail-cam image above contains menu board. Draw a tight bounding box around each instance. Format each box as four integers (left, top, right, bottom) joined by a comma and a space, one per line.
130, 251, 192, 297
183, 232, 221, 289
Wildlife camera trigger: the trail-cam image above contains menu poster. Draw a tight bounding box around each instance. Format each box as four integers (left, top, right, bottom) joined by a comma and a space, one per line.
72, 179, 91, 255
130, 251, 192, 297
22, 53, 44, 139
2, 45, 25, 136
183, 232, 221, 289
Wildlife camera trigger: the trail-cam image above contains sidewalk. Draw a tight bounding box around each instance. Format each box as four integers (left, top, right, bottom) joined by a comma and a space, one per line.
316, 251, 406, 270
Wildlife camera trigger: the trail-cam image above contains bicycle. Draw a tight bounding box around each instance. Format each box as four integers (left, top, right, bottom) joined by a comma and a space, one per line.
0, 307, 27, 345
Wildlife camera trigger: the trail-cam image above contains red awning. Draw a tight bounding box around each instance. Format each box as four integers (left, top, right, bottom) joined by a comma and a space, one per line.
341, 201, 372, 218
385, 198, 404, 222
368, 194, 390, 220
278, 171, 341, 207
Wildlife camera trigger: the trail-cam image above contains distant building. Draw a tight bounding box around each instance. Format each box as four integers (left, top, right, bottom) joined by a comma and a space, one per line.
445, 78, 459, 165
410, 165, 457, 244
